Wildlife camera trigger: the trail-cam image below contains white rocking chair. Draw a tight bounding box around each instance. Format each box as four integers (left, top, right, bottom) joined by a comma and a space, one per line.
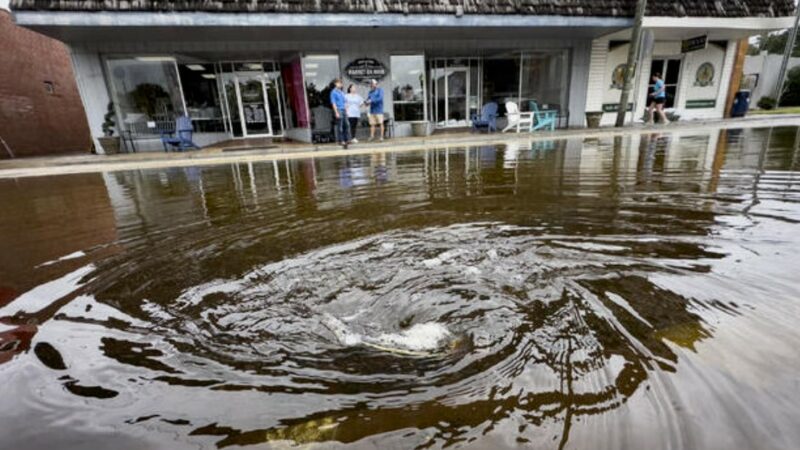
502, 101, 534, 133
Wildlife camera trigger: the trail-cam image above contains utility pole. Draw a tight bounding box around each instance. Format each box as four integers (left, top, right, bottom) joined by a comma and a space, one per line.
775, 4, 800, 104
615, 0, 648, 127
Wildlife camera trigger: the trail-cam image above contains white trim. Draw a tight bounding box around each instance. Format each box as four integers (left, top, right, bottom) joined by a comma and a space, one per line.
643, 16, 795, 30
14, 11, 632, 29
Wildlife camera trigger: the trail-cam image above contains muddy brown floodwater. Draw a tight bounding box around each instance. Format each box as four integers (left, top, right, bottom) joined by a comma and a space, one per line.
1, 126, 800, 450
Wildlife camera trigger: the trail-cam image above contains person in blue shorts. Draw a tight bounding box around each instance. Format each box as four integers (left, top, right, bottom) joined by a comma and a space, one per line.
647, 73, 670, 125
330, 78, 350, 149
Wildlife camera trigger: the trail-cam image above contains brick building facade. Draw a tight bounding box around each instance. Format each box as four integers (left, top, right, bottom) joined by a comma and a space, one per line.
0, 9, 89, 158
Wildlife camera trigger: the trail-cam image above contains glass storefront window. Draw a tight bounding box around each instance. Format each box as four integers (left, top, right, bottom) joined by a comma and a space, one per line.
391, 55, 426, 122
303, 55, 340, 134
178, 63, 225, 132
482, 54, 520, 107
520, 51, 568, 118
106, 57, 185, 136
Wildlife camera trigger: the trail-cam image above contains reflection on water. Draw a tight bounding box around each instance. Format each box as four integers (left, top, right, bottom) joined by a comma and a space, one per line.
1, 127, 800, 449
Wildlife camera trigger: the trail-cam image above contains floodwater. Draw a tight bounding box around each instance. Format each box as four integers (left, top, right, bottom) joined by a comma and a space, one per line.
1, 126, 800, 450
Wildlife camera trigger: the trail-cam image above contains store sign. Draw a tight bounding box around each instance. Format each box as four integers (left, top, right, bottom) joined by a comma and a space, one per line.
681, 35, 708, 53
602, 103, 634, 113
344, 58, 387, 83
686, 99, 716, 109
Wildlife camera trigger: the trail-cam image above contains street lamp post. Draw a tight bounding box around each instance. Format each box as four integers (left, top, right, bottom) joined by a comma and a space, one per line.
616, 0, 648, 127
774, 4, 800, 104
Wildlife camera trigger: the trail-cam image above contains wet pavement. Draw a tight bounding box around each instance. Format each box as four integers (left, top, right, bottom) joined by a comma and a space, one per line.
1, 125, 799, 449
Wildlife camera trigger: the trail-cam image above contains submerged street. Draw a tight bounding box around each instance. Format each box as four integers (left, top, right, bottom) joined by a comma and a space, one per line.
1, 124, 799, 449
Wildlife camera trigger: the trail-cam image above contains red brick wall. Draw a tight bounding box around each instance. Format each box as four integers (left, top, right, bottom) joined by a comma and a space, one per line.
0, 11, 90, 158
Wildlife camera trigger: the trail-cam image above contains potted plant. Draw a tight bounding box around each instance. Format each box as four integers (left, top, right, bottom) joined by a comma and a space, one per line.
97, 102, 121, 155
585, 111, 603, 128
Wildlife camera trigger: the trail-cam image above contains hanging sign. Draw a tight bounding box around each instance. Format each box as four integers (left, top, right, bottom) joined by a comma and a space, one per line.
344, 58, 387, 83
681, 35, 708, 53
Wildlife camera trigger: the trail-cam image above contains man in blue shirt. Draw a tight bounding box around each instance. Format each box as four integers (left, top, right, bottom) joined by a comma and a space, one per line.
647, 73, 670, 125
366, 79, 385, 141
330, 78, 350, 149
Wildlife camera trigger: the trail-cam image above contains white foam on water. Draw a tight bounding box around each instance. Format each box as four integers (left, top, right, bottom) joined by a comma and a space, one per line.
373, 322, 452, 352
321, 314, 452, 354
321, 314, 363, 346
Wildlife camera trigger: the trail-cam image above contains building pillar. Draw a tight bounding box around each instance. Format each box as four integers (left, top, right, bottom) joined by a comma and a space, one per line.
724, 38, 749, 118
68, 46, 111, 154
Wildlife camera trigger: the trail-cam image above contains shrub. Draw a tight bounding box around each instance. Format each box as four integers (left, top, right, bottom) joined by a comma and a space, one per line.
778, 66, 800, 107
102, 102, 116, 136
758, 96, 777, 110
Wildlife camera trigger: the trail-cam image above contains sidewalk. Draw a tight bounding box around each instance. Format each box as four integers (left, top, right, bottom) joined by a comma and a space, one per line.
2, 114, 799, 179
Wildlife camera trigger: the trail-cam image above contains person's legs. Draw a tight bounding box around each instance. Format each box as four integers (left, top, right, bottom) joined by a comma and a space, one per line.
380, 122, 385, 141
342, 116, 351, 144
657, 103, 669, 124
368, 114, 377, 141
349, 117, 359, 142
647, 101, 655, 124
335, 117, 348, 147
333, 117, 341, 143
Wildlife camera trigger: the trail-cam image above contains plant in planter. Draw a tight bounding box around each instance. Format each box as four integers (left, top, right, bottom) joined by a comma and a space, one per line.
98, 102, 121, 155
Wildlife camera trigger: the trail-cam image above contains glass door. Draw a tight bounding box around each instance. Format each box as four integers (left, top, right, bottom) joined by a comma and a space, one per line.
218, 61, 286, 138
428, 59, 477, 129
235, 64, 272, 137
446, 67, 469, 127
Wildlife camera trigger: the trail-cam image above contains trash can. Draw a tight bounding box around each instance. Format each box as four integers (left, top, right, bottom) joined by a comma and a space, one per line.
731, 90, 750, 118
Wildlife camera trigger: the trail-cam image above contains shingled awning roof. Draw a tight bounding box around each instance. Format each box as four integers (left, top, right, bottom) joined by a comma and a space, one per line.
8, 0, 796, 17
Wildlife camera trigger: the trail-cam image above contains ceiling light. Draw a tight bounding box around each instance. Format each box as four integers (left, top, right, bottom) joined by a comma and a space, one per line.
134, 56, 175, 62
187, 64, 206, 71
202, 74, 217, 79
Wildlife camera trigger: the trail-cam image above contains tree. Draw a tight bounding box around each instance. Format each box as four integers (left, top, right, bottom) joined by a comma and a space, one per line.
749, 30, 800, 57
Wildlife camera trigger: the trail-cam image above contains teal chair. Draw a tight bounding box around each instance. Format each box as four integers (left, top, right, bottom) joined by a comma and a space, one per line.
528, 101, 558, 131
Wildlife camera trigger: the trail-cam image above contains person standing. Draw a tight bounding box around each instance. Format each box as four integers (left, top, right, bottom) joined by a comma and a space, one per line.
647, 73, 670, 125
330, 78, 350, 149
345, 84, 364, 144
366, 79, 385, 141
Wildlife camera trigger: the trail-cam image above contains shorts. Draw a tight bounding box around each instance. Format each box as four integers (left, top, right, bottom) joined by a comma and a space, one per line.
368, 114, 384, 126
651, 97, 666, 105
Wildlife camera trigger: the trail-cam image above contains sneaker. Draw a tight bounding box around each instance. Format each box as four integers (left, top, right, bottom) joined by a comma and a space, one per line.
343, 142, 349, 150
368, 137, 375, 142
351, 138, 359, 144
379, 137, 384, 142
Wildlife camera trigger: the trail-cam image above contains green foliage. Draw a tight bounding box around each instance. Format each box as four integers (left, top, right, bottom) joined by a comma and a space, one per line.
102, 102, 116, 136
130, 83, 170, 117
306, 82, 333, 109
758, 96, 777, 110
750, 31, 800, 57
779, 66, 800, 107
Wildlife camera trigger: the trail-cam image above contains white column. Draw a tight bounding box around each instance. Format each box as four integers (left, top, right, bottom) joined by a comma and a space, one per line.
69, 46, 111, 154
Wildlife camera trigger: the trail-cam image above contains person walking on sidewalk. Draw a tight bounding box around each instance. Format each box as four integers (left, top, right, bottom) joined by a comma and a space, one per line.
345, 84, 364, 144
331, 78, 350, 149
647, 73, 670, 125
366, 79, 385, 142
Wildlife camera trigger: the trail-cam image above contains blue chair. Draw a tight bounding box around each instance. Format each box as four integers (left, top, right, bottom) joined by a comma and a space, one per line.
529, 101, 558, 132
471, 102, 498, 133
161, 115, 200, 152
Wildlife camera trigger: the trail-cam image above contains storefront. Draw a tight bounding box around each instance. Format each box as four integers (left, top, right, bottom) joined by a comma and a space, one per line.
9, 0, 794, 152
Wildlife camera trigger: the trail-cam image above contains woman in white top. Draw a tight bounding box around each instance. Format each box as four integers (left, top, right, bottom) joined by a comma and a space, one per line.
344, 84, 364, 144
